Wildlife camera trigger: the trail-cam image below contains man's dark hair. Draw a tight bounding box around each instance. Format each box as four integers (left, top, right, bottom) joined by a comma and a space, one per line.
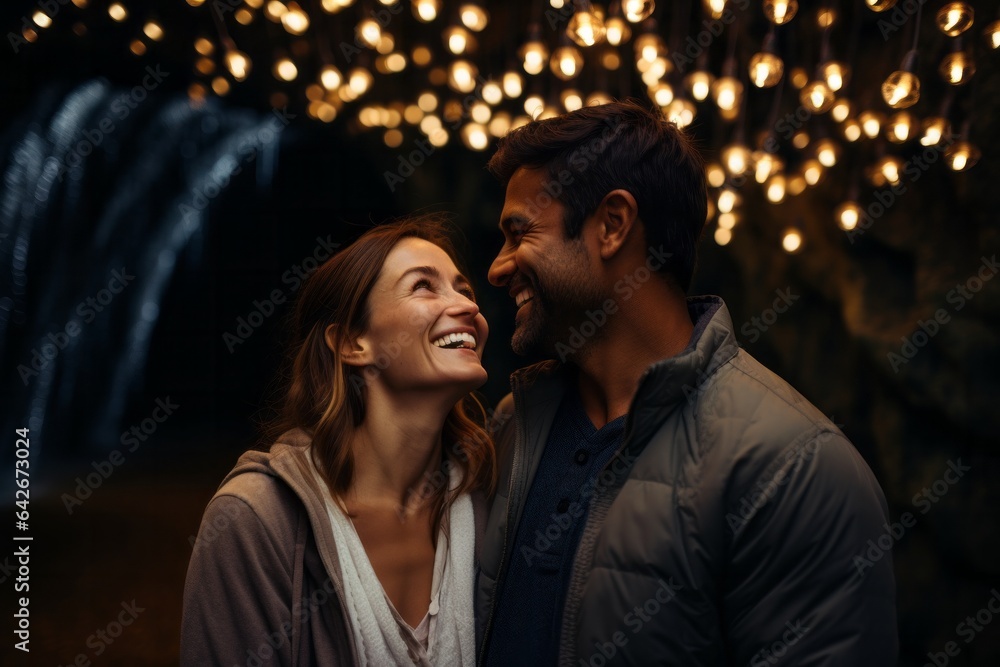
487, 99, 708, 293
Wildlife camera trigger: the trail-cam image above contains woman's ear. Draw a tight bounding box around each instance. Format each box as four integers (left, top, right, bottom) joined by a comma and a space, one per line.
325, 323, 373, 367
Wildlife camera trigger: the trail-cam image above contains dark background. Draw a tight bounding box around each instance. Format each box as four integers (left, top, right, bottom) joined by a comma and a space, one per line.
1, 1, 999, 665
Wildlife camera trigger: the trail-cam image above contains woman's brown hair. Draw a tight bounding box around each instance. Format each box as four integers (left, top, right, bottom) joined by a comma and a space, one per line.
264, 214, 495, 529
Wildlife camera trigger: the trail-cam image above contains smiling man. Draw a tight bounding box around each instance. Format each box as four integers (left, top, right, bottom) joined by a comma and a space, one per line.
475, 101, 898, 666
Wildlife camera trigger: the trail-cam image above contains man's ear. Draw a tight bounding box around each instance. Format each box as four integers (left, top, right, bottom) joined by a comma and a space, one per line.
595, 189, 639, 261
325, 323, 373, 367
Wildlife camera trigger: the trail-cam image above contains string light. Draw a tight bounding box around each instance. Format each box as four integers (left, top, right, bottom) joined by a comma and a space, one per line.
920, 117, 950, 146
986, 20, 1000, 48
801, 80, 835, 113
763, 0, 798, 26
820, 61, 848, 92
685, 71, 714, 101
567, 5, 606, 47
623, 0, 655, 23
519, 36, 548, 75
886, 112, 915, 143
605, 17, 631, 46
721, 143, 752, 177
753, 152, 783, 183
108, 3, 128, 21
459, 3, 488, 32
749, 33, 783, 89
225, 50, 252, 81
412, 0, 440, 22
882, 50, 920, 108
814, 139, 839, 167
448, 60, 478, 92
781, 228, 803, 253
551, 45, 584, 80
865, 0, 896, 11
939, 49, 976, 85
936, 3, 974, 37
945, 141, 981, 171
273, 57, 298, 81
281, 2, 310, 34
836, 202, 862, 230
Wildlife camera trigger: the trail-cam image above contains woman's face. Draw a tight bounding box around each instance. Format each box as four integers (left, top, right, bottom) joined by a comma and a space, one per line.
349, 236, 488, 395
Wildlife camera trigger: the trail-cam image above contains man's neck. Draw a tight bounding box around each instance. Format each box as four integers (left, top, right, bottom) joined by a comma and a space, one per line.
571, 292, 693, 429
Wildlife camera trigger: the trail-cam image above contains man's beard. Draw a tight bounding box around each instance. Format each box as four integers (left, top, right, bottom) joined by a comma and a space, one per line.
511, 266, 604, 358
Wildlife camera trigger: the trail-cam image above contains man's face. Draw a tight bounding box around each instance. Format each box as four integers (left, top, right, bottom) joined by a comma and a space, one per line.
488, 166, 604, 357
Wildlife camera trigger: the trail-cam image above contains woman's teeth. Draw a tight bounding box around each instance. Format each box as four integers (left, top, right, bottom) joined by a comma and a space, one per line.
432, 332, 477, 349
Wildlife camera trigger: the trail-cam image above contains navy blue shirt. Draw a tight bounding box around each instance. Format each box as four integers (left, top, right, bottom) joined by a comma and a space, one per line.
485, 387, 627, 666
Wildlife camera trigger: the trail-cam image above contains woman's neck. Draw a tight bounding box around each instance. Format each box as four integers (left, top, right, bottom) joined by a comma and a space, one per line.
346, 388, 455, 516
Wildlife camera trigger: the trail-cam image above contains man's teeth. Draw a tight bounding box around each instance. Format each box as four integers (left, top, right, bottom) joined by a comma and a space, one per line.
432, 332, 477, 349
515, 289, 535, 308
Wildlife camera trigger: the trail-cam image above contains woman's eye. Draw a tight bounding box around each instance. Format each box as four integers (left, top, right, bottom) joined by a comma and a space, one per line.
412, 278, 433, 291
459, 288, 476, 300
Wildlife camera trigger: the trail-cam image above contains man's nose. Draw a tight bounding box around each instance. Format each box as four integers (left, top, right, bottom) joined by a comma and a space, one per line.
488, 247, 514, 287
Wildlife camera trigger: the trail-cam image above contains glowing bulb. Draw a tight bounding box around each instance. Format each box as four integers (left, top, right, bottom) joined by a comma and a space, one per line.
273, 58, 298, 81
836, 202, 861, 230
651, 82, 673, 107
945, 142, 980, 171
524, 95, 545, 118
881, 70, 920, 108
356, 19, 382, 48
567, 7, 606, 47
766, 176, 786, 203
623, 0, 655, 22
781, 229, 802, 253
936, 3, 974, 36
665, 99, 696, 128
886, 112, 915, 143
320, 65, 342, 89
211, 77, 230, 96
831, 98, 851, 123
562, 90, 583, 112
865, 0, 896, 11
802, 160, 823, 186
265, 1, 288, 19
711, 77, 743, 112
817, 8, 836, 27
920, 117, 949, 146
821, 61, 848, 92
685, 71, 713, 101
445, 26, 471, 54
717, 189, 739, 214
753, 152, 783, 183
108, 3, 127, 21
859, 111, 883, 139
940, 51, 976, 85
704, 0, 726, 19
195, 38, 214, 56
461, 123, 489, 150
718, 212, 737, 230
520, 40, 548, 75
749, 51, 784, 88
413, 0, 440, 22
763, 0, 798, 25
143, 21, 164, 41
281, 3, 310, 34
706, 163, 726, 188
503, 71, 523, 97
715, 227, 733, 245
986, 21, 1000, 49
448, 60, 478, 93
225, 50, 252, 81
488, 112, 511, 137
482, 81, 503, 105
722, 144, 752, 176
551, 45, 584, 80
348, 68, 373, 94
814, 139, 839, 167
459, 4, 488, 31
843, 119, 862, 142
800, 81, 834, 113
605, 17, 630, 45
877, 156, 903, 184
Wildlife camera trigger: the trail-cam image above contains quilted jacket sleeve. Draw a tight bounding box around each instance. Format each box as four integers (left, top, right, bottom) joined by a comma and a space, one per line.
180, 492, 295, 666
723, 428, 898, 666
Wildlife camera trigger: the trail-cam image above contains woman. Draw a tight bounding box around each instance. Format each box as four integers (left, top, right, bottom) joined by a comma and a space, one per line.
181, 216, 495, 666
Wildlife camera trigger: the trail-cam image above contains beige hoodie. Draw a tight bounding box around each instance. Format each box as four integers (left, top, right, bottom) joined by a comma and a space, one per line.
180, 429, 486, 667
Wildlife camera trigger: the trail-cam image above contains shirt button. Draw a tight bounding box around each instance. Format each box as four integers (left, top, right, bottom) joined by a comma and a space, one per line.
574, 449, 589, 465
556, 498, 570, 513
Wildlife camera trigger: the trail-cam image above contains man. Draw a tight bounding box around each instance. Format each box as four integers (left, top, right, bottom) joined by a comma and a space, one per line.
475, 101, 897, 666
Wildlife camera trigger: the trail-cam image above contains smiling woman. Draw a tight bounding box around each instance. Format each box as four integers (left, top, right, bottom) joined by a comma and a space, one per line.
180, 215, 495, 666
